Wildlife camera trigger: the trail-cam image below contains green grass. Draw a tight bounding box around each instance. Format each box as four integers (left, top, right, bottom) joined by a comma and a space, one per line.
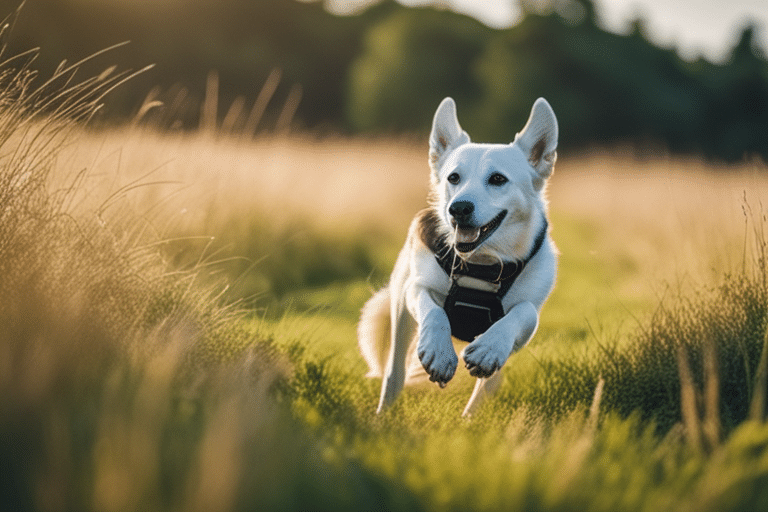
3, 39, 768, 512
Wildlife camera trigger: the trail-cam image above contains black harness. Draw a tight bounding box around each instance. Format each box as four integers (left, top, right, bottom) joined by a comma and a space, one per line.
435, 220, 548, 342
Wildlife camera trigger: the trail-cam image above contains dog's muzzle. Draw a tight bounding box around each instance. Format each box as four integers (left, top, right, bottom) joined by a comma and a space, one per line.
452, 209, 508, 253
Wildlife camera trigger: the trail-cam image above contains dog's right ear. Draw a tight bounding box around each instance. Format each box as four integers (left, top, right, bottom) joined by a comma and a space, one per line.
429, 97, 470, 175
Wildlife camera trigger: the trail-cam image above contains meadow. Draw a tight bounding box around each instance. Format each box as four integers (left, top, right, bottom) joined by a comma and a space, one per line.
4, 49, 768, 511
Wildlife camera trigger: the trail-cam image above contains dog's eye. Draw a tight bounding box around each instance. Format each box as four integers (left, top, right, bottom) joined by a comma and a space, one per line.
488, 173, 508, 186
447, 172, 460, 185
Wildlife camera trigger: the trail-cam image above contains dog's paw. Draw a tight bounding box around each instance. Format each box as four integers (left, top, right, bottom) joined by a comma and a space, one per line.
417, 334, 458, 386
461, 341, 509, 379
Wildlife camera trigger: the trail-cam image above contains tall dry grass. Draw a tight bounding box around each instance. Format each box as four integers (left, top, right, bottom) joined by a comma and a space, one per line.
52, 127, 768, 317
0, 40, 333, 512
552, 152, 768, 281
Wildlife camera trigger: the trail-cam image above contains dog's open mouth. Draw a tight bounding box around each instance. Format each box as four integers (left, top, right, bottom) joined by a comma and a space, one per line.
453, 210, 507, 253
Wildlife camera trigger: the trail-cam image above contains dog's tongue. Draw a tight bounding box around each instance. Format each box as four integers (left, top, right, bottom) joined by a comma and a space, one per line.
455, 226, 480, 244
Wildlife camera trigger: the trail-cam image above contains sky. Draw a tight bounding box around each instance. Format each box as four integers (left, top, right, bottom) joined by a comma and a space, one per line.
330, 0, 768, 62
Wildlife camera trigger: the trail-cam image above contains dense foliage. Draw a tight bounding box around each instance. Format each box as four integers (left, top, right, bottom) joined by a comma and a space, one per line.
2, 0, 767, 160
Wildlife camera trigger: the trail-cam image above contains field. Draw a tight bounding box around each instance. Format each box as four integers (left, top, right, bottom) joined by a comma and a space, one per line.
4, 56, 768, 512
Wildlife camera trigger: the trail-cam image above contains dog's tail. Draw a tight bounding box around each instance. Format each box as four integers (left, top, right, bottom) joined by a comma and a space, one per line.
357, 287, 391, 378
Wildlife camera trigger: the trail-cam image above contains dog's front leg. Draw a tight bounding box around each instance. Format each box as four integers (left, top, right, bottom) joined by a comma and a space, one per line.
461, 301, 539, 379
408, 287, 457, 386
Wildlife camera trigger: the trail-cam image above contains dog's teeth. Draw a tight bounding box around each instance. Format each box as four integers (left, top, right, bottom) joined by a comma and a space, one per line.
456, 227, 480, 243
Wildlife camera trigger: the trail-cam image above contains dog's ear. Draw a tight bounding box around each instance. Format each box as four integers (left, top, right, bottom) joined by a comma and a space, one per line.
429, 97, 470, 175
514, 98, 558, 189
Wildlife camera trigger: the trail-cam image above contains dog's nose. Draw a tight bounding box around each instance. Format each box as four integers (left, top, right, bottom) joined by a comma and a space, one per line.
449, 200, 474, 225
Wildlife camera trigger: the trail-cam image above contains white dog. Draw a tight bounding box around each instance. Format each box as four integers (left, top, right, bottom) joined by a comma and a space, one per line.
358, 97, 558, 416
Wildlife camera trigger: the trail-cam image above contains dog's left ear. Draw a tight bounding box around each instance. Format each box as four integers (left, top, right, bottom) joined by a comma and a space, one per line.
429, 97, 470, 177
514, 98, 558, 189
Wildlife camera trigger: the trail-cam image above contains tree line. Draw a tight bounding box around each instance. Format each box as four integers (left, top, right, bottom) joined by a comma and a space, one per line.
4, 0, 767, 161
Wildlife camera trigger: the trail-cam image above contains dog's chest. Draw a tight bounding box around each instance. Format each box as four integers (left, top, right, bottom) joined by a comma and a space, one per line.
415, 207, 548, 342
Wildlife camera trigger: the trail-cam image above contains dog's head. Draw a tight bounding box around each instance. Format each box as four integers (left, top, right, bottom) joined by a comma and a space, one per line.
427, 97, 558, 262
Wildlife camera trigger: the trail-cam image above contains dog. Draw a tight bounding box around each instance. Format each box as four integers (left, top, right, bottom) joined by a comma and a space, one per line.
358, 97, 558, 416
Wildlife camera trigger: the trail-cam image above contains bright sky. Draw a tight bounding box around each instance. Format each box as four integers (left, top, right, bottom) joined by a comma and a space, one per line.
330, 0, 768, 62
429, 0, 768, 61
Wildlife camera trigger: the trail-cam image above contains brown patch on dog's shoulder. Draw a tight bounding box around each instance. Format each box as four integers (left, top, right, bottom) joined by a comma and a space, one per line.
417, 208, 445, 254
529, 137, 546, 166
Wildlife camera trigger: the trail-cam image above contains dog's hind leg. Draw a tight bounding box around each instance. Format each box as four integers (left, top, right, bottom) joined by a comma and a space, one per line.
358, 287, 391, 378
377, 302, 416, 413
462, 372, 503, 418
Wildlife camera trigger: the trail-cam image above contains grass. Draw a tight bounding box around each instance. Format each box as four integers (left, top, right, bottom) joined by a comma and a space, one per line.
3, 41, 768, 511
